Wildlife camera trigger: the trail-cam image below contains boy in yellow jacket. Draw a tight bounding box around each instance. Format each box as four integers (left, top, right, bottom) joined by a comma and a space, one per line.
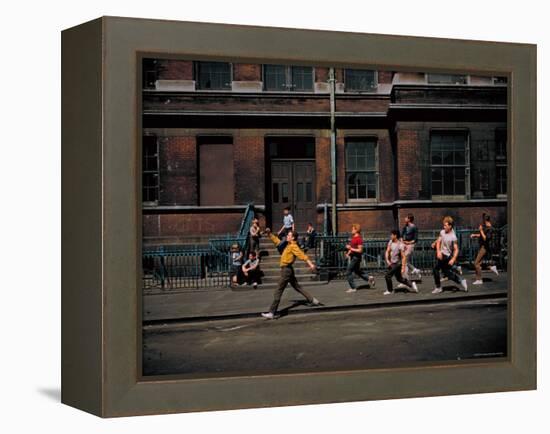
261, 228, 321, 319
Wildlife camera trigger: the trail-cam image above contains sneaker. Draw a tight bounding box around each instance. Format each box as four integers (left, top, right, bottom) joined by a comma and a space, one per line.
490, 265, 499, 276
346, 288, 357, 293
383, 290, 393, 295
261, 312, 274, 319
461, 279, 469, 292
432, 287, 443, 294
441, 277, 448, 282
368, 276, 376, 288
396, 283, 407, 289
411, 281, 419, 293
253, 283, 258, 289
473, 279, 483, 285
311, 297, 321, 306
456, 265, 463, 275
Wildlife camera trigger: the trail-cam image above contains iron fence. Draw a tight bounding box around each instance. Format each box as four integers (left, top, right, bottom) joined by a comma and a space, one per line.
314, 226, 507, 280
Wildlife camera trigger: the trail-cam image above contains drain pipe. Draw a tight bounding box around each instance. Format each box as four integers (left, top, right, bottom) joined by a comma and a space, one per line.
329, 67, 337, 234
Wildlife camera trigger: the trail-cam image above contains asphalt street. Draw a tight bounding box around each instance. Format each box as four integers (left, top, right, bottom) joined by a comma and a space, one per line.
142, 297, 507, 377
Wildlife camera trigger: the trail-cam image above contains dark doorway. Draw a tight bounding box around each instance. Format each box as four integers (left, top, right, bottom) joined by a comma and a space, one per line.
267, 137, 316, 232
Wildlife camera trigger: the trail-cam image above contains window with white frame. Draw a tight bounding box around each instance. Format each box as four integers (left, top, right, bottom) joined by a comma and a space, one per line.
142, 135, 160, 204
345, 138, 378, 200
430, 131, 468, 197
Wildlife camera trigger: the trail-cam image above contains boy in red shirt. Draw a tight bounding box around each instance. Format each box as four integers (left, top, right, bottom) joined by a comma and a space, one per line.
345, 223, 375, 293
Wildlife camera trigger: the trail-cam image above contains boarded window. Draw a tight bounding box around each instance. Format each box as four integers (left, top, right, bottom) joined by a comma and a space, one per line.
198, 137, 234, 205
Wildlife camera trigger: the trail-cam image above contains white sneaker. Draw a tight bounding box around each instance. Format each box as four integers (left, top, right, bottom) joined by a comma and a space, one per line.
473, 279, 483, 285
441, 277, 448, 282
461, 279, 469, 292
253, 283, 258, 289
368, 276, 376, 288
261, 312, 274, 319
311, 297, 321, 306
490, 265, 499, 276
396, 283, 407, 289
411, 281, 419, 293
383, 290, 393, 295
432, 287, 443, 294
346, 288, 357, 293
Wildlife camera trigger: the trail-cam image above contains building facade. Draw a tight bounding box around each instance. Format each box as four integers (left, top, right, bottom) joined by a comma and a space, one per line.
142, 59, 507, 244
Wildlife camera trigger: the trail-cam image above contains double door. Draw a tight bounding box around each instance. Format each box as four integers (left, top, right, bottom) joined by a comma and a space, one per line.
270, 161, 316, 232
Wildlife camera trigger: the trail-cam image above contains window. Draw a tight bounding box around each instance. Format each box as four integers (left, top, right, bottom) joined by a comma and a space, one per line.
263, 65, 313, 91
430, 131, 468, 197
345, 138, 378, 200
142, 59, 158, 89
198, 136, 234, 206
427, 73, 468, 85
196, 62, 232, 90
495, 129, 507, 196
142, 135, 159, 204
344, 69, 377, 91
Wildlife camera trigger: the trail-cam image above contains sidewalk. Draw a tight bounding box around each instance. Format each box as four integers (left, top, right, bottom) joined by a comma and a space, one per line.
143, 272, 508, 324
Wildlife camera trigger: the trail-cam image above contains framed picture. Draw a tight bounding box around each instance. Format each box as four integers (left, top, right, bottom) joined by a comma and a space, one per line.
61, 16, 536, 417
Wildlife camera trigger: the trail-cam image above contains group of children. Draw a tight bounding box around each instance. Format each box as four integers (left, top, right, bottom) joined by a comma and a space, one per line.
228, 207, 500, 319
229, 207, 317, 289
345, 213, 499, 297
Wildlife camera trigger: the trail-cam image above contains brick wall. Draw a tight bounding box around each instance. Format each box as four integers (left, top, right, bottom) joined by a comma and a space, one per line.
397, 206, 507, 230
157, 60, 193, 80
233, 64, 261, 81
338, 209, 396, 233
159, 136, 197, 205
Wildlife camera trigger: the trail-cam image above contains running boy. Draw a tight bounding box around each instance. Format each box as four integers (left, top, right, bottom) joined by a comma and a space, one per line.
384, 229, 418, 295
261, 228, 320, 319
345, 223, 376, 293
401, 213, 421, 279
470, 213, 499, 284
432, 216, 468, 294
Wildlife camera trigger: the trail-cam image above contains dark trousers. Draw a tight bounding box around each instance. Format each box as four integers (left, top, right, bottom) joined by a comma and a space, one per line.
346, 256, 371, 289
385, 263, 412, 292
269, 266, 313, 314
249, 235, 260, 254
244, 268, 262, 285
433, 255, 463, 287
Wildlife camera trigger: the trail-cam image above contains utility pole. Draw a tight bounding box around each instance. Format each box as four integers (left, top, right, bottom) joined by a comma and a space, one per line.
329, 67, 337, 234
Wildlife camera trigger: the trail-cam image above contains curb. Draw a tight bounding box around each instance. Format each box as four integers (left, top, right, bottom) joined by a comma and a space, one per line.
143, 290, 507, 328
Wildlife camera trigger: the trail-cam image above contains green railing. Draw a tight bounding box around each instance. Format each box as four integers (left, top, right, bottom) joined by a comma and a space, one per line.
143, 204, 255, 290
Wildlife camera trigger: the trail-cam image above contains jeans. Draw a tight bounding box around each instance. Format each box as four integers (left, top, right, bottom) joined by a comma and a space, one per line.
433, 255, 463, 287
346, 256, 372, 289
385, 263, 412, 292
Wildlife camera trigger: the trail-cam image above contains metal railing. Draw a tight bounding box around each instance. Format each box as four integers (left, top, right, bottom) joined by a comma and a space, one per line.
143, 204, 255, 290
314, 226, 507, 280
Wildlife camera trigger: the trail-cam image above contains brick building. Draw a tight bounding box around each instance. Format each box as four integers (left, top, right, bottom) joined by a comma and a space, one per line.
141, 59, 507, 244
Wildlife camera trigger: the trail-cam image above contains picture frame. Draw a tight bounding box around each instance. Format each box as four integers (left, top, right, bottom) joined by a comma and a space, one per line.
61, 16, 536, 417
